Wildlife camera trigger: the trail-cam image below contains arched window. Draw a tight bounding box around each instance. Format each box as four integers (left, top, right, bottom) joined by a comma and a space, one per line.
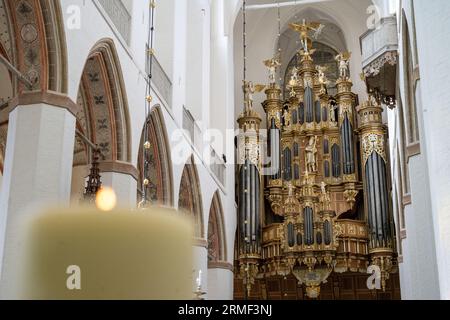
137, 107, 173, 206
179, 156, 204, 238
208, 191, 226, 264
402, 11, 420, 145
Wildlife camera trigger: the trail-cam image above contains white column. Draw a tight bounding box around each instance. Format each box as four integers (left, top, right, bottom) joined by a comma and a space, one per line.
193, 244, 208, 298
0, 93, 77, 292
208, 267, 234, 300
414, 0, 450, 299
70, 165, 90, 204
98, 162, 138, 208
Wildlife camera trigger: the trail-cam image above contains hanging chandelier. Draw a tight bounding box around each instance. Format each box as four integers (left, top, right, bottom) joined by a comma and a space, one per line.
83, 148, 102, 203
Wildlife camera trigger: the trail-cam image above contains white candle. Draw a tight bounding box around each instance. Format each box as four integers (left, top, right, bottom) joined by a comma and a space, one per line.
196, 270, 202, 288
12, 206, 194, 300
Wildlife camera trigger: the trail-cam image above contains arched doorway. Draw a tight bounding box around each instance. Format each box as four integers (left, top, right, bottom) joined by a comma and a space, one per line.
137, 106, 173, 206
178, 156, 204, 239
71, 39, 132, 203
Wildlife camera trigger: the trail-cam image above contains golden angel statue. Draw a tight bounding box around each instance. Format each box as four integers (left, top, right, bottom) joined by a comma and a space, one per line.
243, 80, 266, 111
263, 54, 282, 84
329, 101, 338, 123
320, 182, 332, 211
289, 66, 300, 86
283, 109, 291, 127
335, 52, 352, 80
289, 20, 324, 52
316, 65, 329, 85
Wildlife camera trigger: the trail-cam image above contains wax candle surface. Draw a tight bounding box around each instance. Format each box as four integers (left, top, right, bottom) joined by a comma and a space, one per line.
15, 207, 194, 300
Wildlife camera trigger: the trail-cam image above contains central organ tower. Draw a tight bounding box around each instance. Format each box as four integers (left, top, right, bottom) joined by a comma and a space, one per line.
235, 21, 399, 300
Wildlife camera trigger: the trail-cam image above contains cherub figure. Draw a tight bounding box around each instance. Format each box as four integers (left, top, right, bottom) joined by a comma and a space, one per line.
289, 66, 300, 86
243, 81, 266, 111
321, 181, 327, 195
316, 65, 329, 85
320, 181, 331, 209
243, 81, 255, 111
264, 54, 281, 84
335, 52, 352, 80
283, 109, 291, 127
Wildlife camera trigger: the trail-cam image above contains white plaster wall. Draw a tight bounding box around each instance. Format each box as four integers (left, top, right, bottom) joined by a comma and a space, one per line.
413, 0, 450, 300
0, 105, 76, 291
101, 172, 137, 208
208, 268, 234, 300
154, 0, 175, 81
388, 0, 441, 299
186, 0, 208, 122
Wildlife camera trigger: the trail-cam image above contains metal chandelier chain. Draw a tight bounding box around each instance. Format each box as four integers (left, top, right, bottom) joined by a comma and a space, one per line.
243, 0, 247, 83
142, 0, 156, 206
277, 0, 282, 84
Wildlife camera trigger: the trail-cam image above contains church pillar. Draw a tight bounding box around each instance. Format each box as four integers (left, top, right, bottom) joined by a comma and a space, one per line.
0, 92, 77, 287
193, 241, 208, 298
207, 264, 234, 300
98, 162, 138, 208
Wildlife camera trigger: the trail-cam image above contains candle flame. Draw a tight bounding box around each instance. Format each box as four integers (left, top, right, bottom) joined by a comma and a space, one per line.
96, 187, 117, 212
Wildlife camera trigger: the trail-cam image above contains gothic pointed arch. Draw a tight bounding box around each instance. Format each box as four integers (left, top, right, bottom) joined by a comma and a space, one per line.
178, 156, 204, 238
0, 0, 67, 94
137, 105, 173, 206
207, 191, 227, 265
70, 39, 132, 202
0, 0, 68, 173
73, 39, 131, 167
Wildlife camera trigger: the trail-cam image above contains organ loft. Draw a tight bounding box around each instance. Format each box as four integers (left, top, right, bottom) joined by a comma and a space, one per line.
235, 20, 400, 300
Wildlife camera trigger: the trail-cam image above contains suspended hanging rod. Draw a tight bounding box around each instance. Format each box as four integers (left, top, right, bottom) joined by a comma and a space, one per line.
0, 54, 33, 89
246, 0, 333, 11
76, 129, 99, 152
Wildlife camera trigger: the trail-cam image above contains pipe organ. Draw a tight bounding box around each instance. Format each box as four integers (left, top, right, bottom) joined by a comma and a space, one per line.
236, 21, 398, 299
